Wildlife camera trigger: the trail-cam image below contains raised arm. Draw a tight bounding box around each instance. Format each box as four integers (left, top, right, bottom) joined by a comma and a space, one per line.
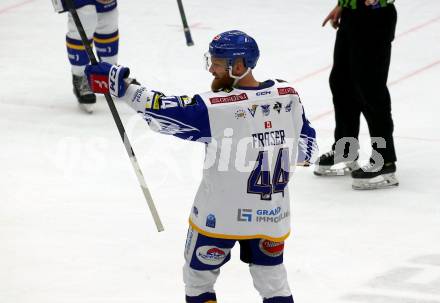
85, 62, 211, 142
121, 84, 211, 141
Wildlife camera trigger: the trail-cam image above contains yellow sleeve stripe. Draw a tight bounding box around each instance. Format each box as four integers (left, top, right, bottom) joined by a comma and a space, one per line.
152, 94, 161, 109
188, 219, 290, 242
93, 35, 119, 44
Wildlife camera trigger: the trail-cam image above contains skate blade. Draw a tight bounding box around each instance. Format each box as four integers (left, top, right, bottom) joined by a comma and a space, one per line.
79, 103, 94, 114
314, 166, 350, 176
352, 173, 399, 190
314, 161, 359, 177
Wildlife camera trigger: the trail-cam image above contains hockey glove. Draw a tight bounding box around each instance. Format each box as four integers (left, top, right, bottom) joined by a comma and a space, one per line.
85, 62, 130, 98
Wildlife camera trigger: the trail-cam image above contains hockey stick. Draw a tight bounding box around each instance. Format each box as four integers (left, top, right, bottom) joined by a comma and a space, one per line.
176, 0, 194, 46
64, 0, 164, 232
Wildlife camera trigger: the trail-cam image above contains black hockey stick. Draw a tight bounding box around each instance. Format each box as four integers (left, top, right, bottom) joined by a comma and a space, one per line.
176, 0, 194, 46
64, 0, 164, 232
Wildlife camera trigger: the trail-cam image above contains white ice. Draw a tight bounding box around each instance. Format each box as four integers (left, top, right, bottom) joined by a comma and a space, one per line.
1, 0, 440, 302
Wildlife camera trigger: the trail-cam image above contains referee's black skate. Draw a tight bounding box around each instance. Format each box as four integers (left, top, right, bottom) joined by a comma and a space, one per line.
351, 161, 399, 190
314, 150, 359, 176
73, 74, 96, 113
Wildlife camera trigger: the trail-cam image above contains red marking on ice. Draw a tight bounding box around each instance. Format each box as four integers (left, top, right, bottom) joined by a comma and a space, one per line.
310, 59, 440, 122
0, 0, 35, 14
292, 16, 440, 85
395, 16, 440, 39
387, 60, 440, 86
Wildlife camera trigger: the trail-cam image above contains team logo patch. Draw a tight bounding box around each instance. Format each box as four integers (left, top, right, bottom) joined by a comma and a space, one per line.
209, 93, 248, 104
261, 104, 271, 116
277, 87, 298, 96
206, 214, 216, 228
196, 246, 230, 266
285, 100, 293, 112
235, 108, 247, 119
248, 105, 258, 117
273, 102, 282, 113
259, 240, 284, 257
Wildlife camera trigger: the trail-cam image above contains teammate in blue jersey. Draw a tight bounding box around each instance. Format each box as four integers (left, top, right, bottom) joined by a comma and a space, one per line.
52, 0, 119, 113
85, 30, 317, 303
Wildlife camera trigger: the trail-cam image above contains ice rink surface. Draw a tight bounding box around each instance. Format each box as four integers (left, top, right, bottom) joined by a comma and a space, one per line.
1, 0, 439, 302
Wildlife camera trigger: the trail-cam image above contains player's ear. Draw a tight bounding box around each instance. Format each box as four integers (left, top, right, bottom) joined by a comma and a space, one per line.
233, 58, 246, 74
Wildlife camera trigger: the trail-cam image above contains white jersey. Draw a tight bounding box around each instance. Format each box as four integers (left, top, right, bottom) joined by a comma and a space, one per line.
121, 79, 317, 241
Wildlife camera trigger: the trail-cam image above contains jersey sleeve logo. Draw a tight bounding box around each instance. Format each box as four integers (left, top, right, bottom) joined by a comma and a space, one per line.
143, 111, 199, 135
209, 93, 248, 104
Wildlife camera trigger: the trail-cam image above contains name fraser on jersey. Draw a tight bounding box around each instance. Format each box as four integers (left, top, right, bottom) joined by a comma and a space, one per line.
252, 129, 286, 148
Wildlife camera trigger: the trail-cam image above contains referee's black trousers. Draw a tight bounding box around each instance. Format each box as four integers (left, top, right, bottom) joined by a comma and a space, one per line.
330, 4, 397, 163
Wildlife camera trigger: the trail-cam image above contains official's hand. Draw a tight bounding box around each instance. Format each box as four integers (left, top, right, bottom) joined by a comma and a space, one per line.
85, 62, 130, 98
322, 5, 342, 29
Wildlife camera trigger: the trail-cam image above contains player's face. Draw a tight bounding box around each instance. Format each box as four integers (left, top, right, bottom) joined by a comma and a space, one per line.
208, 57, 229, 78
208, 56, 234, 91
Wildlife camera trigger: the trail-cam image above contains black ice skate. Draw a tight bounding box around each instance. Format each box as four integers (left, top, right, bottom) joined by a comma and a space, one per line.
314, 150, 359, 176
351, 162, 399, 190
73, 74, 96, 113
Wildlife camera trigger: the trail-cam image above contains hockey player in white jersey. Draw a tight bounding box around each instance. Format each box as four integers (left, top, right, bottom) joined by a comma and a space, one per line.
52, 0, 119, 113
85, 30, 317, 303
